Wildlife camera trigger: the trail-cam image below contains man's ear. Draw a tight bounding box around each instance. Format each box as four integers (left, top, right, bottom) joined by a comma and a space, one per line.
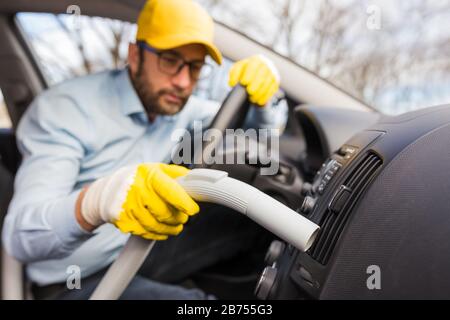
128, 43, 139, 74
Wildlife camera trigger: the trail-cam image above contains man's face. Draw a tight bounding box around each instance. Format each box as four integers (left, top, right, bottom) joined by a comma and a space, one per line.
128, 43, 207, 118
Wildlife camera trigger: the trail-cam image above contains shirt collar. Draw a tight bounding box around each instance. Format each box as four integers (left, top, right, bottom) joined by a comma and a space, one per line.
115, 67, 146, 116
114, 67, 180, 122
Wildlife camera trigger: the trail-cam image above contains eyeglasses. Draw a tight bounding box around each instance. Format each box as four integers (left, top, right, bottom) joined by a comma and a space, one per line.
137, 41, 213, 81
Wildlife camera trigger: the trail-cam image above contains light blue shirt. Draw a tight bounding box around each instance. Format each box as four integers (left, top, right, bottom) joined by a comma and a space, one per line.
2, 68, 287, 285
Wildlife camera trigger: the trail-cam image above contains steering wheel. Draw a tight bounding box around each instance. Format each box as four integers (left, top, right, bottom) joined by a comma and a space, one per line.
191, 85, 251, 166
197, 86, 304, 209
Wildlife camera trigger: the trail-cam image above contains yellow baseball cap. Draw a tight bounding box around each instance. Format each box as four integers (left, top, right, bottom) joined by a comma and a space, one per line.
136, 0, 222, 65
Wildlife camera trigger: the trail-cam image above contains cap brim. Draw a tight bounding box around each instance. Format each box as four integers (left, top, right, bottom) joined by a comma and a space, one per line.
197, 41, 223, 66
142, 35, 223, 65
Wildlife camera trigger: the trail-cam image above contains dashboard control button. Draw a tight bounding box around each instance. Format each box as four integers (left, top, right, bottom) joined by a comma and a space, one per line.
298, 266, 319, 288
255, 266, 278, 300
317, 183, 326, 194
299, 266, 314, 283
330, 162, 342, 173
300, 196, 317, 214
323, 173, 332, 182
328, 185, 352, 213
339, 145, 358, 159
301, 182, 312, 195
265, 240, 286, 265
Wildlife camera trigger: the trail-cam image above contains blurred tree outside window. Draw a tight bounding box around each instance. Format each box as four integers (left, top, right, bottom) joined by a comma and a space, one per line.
198, 0, 450, 115
16, 1, 450, 116
17, 13, 134, 84
16, 13, 232, 104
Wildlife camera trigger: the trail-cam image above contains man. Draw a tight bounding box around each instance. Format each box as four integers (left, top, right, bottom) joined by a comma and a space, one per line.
2, 0, 287, 299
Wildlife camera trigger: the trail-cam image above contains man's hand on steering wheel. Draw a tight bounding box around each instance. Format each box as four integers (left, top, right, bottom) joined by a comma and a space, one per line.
229, 55, 280, 107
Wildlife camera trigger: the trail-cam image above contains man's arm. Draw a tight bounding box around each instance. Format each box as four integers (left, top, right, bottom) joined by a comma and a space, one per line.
1, 93, 93, 263
75, 186, 95, 232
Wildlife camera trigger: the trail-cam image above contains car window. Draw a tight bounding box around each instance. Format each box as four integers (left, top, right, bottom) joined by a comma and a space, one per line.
0, 88, 12, 128
16, 12, 232, 103
197, 0, 450, 115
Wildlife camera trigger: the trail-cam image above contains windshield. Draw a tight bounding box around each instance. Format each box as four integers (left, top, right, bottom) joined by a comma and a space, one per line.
198, 0, 450, 115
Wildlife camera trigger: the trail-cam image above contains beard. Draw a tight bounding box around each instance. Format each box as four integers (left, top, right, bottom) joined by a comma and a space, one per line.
129, 68, 189, 117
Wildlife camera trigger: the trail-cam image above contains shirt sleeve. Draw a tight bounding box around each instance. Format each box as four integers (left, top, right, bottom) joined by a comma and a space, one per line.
1, 92, 93, 263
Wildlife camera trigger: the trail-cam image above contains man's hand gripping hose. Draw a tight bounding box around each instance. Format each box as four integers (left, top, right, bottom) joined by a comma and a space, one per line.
89, 168, 319, 300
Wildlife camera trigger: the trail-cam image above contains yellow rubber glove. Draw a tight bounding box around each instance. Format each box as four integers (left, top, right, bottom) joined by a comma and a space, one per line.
228, 55, 280, 106
81, 163, 199, 240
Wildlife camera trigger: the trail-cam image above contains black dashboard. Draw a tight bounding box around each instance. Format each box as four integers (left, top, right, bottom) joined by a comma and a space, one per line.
256, 104, 450, 299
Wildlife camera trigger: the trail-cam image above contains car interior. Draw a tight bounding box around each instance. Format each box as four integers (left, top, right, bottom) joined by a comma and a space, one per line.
1, 0, 450, 300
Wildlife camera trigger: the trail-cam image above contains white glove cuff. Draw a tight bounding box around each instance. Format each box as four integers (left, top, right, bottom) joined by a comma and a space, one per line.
257, 54, 281, 83
81, 166, 137, 227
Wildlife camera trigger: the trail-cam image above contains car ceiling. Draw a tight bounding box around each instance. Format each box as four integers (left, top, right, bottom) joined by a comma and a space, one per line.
0, 0, 145, 22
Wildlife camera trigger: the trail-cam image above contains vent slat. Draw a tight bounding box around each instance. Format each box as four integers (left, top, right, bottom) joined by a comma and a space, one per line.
347, 156, 375, 188
348, 157, 379, 189
309, 153, 382, 264
310, 208, 335, 257
314, 156, 380, 262
319, 158, 382, 263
